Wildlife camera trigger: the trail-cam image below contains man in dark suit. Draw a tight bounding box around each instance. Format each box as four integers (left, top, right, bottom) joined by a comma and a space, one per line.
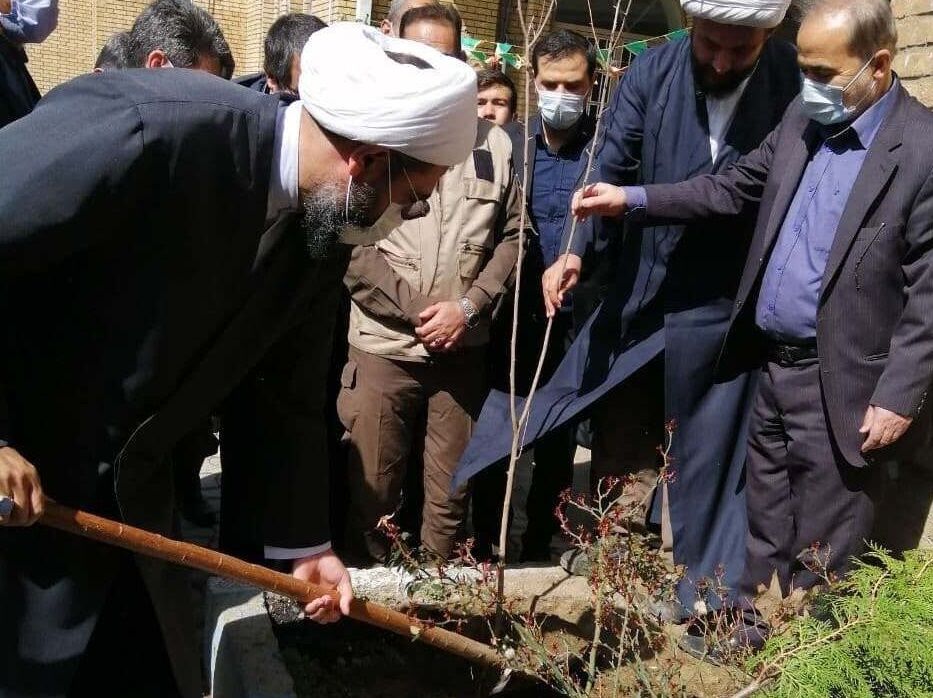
573, 0, 933, 650
0, 23, 476, 697
236, 12, 326, 95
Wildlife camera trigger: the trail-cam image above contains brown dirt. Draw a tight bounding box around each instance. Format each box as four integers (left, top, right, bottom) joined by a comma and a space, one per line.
267, 593, 745, 698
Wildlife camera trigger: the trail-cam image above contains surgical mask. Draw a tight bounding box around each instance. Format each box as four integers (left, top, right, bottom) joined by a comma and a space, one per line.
800, 57, 876, 126
537, 89, 587, 131
0, 0, 59, 45
338, 155, 429, 246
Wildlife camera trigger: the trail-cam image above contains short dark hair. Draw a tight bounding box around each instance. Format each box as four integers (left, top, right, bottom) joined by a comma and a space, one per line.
262, 13, 327, 88
399, 3, 463, 47
531, 29, 597, 78
476, 68, 517, 114
128, 0, 235, 77
95, 32, 131, 70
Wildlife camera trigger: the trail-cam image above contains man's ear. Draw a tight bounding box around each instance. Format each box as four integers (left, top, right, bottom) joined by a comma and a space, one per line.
146, 50, 172, 69
872, 49, 893, 79
380, 18, 393, 35
265, 75, 281, 94
346, 145, 390, 182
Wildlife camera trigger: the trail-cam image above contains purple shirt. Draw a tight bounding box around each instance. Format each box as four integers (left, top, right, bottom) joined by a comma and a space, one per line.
755, 82, 898, 342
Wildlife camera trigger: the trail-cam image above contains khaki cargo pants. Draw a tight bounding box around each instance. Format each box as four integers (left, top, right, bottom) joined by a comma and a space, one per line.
338, 345, 487, 562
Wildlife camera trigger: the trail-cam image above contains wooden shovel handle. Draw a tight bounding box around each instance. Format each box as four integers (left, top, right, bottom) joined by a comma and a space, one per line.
39, 501, 508, 670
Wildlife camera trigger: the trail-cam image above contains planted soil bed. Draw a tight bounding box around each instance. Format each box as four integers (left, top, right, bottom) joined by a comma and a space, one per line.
266, 593, 742, 697
266, 593, 561, 698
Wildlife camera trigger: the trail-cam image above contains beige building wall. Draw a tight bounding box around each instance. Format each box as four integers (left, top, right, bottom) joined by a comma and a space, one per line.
893, 0, 933, 105
22, 0, 933, 104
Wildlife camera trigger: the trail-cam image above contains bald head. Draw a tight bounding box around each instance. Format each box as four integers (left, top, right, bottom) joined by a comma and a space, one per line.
801, 0, 897, 61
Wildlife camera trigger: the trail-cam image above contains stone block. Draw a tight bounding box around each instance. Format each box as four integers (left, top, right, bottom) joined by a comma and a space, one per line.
903, 75, 933, 106
894, 46, 933, 78
898, 15, 933, 49
205, 577, 297, 698
892, 0, 933, 19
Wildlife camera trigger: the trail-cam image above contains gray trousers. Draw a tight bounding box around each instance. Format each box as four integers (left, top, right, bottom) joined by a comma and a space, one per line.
740, 357, 907, 600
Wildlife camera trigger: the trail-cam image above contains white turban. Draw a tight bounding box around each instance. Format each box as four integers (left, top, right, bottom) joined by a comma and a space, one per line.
680, 0, 791, 28
298, 23, 478, 167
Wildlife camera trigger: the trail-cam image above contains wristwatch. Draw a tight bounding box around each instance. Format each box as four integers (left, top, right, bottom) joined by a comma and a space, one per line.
458, 297, 480, 330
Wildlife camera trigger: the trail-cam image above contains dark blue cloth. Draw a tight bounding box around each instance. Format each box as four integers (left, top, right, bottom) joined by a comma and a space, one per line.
457, 36, 800, 612
530, 119, 593, 268
755, 81, 898, 341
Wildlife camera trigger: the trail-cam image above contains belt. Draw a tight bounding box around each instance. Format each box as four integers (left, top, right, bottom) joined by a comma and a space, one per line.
767, 340, 818, 365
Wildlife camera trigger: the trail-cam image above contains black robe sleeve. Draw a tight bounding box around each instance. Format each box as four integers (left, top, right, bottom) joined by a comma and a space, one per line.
0, 75, 146, 450
220, 249, 350, 559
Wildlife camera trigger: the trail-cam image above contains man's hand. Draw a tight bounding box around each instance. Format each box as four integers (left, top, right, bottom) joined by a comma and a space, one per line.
0, 446, 44, 526
542, 254, 582, 318
292, 548, 353, 624
571, 183, 628, 220
415, 301, 466, 352
860, 405, 913, 453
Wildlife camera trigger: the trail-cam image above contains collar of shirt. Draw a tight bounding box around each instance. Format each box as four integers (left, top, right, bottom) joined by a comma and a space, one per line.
822, 77, 899, 152
533, 112, 595, 155
266, 100, 302, 223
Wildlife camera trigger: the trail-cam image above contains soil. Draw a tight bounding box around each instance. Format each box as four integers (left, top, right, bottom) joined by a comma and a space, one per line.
266, 593, 744, 698
266, 593, 561, 698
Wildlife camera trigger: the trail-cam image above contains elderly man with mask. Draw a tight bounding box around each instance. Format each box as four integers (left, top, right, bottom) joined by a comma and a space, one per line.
340, 2, 522, 563
0, 0, 57, 128
0, 23, 476, 698
573, 0, 933, 654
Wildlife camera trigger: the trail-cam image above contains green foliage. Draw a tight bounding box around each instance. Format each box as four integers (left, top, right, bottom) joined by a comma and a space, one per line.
752, 548, 933, 698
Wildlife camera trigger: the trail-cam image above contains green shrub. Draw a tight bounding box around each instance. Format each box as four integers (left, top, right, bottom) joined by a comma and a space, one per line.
752, 548, 933, 698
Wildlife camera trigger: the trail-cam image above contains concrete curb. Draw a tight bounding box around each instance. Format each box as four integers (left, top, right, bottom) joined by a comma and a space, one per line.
204, 577, 297, 698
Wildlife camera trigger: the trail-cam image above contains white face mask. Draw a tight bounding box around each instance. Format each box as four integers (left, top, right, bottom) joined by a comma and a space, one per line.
537, 88, 588, 131
338, 154, 429, 246
800, 57, 875, 126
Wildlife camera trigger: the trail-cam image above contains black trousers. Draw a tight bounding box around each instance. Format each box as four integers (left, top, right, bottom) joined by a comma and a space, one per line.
740, 358, 880, 600
69, 555, 184, 698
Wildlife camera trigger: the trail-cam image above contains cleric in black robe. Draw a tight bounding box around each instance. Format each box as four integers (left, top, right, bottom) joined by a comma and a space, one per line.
0, 24, 477, 698
457, 7, 800, 616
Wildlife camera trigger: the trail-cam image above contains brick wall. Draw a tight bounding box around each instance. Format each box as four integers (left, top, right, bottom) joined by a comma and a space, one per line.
893, 0, 933, 106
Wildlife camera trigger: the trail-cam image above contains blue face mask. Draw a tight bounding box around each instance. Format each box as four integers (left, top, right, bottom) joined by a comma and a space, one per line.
537, 89, 588, 131
800, 57, 875, 126
0, 0, 59, 45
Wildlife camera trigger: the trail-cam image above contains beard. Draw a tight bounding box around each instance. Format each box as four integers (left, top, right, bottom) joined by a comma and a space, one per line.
299, 179, 378, 260
692, 53, 756, 97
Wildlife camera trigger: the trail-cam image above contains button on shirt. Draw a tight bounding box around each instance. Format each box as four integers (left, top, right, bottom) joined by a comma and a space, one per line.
755, 81, 898, 342
531, 117, 593, 268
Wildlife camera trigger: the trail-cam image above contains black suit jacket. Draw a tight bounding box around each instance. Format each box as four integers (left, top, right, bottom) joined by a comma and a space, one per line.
642, 84, 933, 467
0, 69, 345, 696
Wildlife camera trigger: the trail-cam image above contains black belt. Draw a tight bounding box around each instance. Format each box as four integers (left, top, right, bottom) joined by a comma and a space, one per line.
767, 340, 818, 365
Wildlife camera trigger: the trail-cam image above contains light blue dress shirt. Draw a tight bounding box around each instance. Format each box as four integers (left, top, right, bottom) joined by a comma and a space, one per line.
755, 81, 898, 342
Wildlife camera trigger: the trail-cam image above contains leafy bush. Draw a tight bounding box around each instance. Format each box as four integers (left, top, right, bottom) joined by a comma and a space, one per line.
750, 548, 933, 698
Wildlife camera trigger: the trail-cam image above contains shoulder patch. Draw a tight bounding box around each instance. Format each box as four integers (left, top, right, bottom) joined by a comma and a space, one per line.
472, 149, 495, 182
